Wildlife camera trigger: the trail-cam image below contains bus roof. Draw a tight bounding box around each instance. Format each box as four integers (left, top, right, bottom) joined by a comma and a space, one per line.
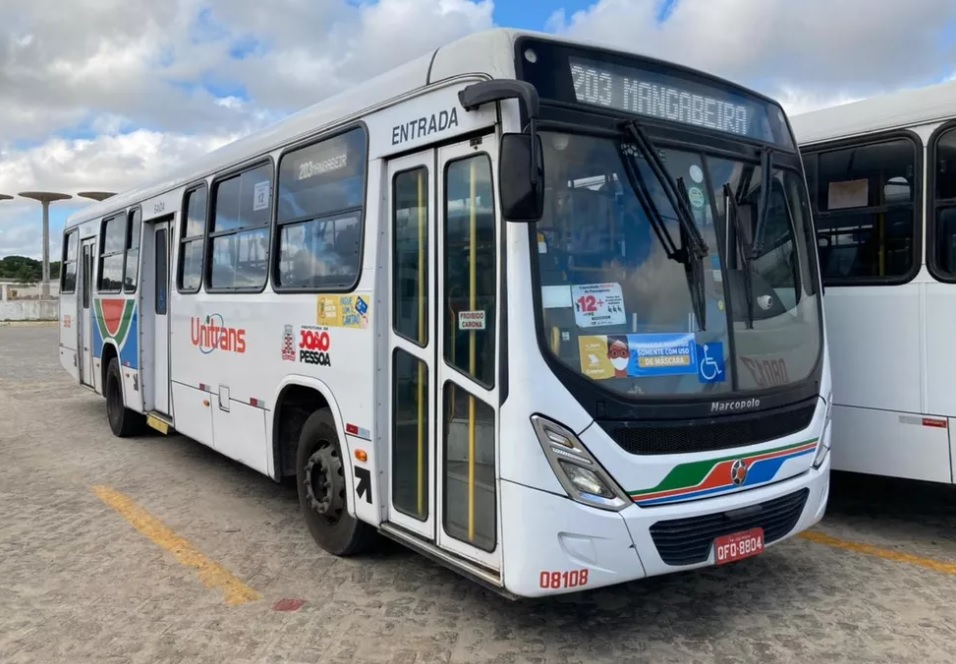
790, 78, 956, 146
63, 27, 787, 230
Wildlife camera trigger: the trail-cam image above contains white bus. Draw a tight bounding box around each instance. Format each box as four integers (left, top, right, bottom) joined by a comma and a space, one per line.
792, 81, 956, 485
58, 28, 832, 598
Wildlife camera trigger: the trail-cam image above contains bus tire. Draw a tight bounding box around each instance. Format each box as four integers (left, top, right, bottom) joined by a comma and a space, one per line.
296, 408, 376, 556
105, 357, 144, 437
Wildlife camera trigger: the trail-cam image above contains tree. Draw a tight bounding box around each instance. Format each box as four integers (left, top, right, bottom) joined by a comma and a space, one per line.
0, 256, 61, 282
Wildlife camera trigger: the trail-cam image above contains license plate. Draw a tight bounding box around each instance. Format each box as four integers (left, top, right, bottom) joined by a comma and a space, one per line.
714, 528, 764, 564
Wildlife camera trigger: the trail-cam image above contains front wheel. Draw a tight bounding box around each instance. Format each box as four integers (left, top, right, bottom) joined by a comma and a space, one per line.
105, 357, 145, 437
296, 408, 377, 556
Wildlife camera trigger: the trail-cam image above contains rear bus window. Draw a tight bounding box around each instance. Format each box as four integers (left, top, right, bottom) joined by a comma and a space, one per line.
274, 127, 367, 291
61, 230, 78, 293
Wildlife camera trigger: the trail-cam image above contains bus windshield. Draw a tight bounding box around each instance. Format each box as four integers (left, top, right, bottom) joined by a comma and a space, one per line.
534, 130, 822, 397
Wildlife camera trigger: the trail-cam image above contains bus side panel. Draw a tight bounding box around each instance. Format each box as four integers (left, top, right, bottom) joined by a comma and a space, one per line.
59, 288, 80, 383
829, 404, 952, 483
168, 293, 268, 475
171, 382, 214, 448
165, 299, 220, 455
121, 302, 143, 413
824, 281, 946, 480
924, 282, 956, 417
824, 284, 922, 413
91, 295, 139, 401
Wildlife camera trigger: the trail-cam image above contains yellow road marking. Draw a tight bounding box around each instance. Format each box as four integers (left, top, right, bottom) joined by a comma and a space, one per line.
92, 485, 261, 606
800, 530, 956, 577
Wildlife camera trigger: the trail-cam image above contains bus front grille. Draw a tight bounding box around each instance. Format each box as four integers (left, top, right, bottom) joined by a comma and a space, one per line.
597, 401, 817, 455
648, 488, 810, 566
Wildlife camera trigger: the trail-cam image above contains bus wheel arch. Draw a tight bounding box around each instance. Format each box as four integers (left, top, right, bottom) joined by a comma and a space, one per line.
100, 343, 118, 396
272, 382, 332, 482
271, 378, 377, 556
102, 346, 144, 437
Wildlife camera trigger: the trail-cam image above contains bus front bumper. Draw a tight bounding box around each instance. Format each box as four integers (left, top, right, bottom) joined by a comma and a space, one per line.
499, 454, 829, 598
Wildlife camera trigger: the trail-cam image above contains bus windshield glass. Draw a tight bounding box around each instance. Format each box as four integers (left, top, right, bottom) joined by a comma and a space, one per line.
534, 130, 822, 397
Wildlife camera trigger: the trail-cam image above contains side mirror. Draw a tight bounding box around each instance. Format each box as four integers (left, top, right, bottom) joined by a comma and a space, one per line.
458, 80, 544, 223
499, 133, 544, 222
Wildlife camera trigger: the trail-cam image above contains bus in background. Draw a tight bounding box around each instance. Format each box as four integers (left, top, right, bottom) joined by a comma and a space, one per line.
791, 81, 956, 485
57, 28, 831, 598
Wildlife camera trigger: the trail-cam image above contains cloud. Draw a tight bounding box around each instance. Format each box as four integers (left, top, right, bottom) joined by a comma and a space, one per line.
0, 129, 239, 259
3, 0, 956, 261
0, 0, 493, 259
547, 0, 956, 113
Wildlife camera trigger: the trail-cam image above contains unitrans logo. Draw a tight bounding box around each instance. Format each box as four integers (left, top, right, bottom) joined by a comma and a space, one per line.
710, 397, 761, 413
190, 314, 246, 354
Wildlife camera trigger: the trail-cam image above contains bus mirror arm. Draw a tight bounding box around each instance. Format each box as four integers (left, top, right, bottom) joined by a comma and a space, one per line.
459, 80, 544, 222
459, 79, 539, 116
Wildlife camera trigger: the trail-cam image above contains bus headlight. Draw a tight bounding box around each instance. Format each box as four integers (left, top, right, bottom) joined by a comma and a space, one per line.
813, 398, 833, 469
530, 415, 631, 512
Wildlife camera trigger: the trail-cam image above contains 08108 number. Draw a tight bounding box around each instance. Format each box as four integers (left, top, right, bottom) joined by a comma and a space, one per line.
539, 569, 589, 590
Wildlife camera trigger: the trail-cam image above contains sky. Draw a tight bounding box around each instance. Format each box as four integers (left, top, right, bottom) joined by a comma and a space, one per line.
2, 0, 956, 261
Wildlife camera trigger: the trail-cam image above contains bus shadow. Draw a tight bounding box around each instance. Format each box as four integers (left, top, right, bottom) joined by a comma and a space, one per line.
819, 470, 956, 543
448, 547, 826, 641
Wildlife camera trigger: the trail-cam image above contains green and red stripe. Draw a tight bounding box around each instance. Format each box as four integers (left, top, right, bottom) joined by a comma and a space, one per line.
628, 439, 819, 506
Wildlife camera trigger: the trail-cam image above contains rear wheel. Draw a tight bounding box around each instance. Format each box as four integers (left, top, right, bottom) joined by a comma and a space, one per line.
296, 407, 377, 556
105, 357, 145, 437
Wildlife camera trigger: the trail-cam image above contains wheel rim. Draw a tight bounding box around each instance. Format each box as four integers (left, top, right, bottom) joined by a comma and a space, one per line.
304, 440, 345, 525
107, 372, 122, 430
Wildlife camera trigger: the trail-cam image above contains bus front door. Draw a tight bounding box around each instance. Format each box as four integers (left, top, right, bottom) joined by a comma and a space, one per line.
386, 135, 502, 574
78, 237, 96, 388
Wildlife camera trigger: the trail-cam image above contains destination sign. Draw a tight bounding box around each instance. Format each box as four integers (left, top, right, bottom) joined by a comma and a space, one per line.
566, 56, 792, 147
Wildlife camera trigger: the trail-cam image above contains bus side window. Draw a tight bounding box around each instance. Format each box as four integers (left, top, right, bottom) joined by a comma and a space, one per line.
179, 186, 206, 293
208, 163, 272, 291
124, 208, 141, 293
98, 214, 126, 293
275, 127, 367, 292
932, 127, 956, 278
808, 137, 918, 283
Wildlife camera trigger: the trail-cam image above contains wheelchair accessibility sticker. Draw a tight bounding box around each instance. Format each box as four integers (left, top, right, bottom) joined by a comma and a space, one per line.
695, 342, 726, 384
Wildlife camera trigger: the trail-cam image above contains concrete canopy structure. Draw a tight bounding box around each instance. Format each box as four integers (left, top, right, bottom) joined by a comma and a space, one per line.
17, 191, 73, 299
77, 191, 116, 201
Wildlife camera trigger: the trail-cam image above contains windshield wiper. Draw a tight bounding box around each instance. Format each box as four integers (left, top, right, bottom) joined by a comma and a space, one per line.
620, 119, 710, 260
615, 138, 707, 330
723, 182, 755, 328
749, 147, 774, 260
617, 118, 709, 330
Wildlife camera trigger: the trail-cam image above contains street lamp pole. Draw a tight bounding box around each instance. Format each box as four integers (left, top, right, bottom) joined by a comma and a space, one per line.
18, 191, 72, 299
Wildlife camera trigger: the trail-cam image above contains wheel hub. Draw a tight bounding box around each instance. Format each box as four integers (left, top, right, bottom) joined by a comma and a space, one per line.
107, 374, 121, 424
304, 442, 344, 521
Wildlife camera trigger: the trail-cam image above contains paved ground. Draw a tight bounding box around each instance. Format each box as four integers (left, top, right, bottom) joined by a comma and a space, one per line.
2, 324, 955, 664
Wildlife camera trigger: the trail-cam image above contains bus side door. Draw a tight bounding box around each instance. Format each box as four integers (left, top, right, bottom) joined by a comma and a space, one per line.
78, 237, 96, 388
384, 134, 502, 573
